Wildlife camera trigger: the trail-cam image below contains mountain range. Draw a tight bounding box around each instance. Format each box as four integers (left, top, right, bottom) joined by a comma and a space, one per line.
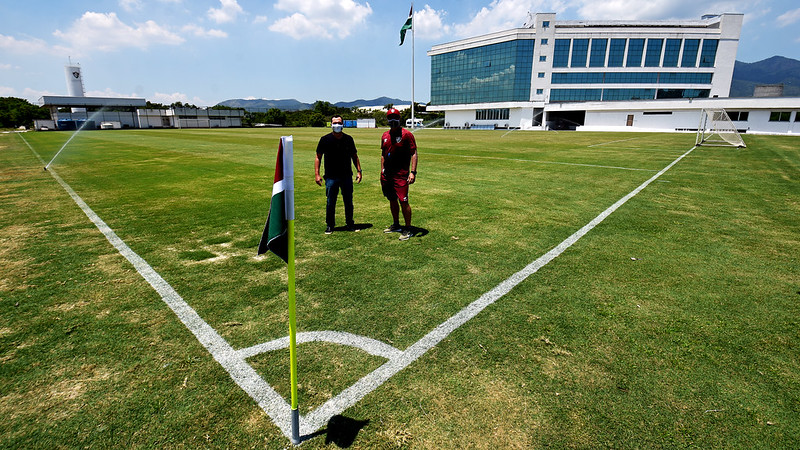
216, 56, 799, 110
730, 55, 800, 97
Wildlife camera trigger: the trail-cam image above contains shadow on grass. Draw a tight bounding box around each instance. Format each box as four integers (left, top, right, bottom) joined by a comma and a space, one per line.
302, 415, 370, 448
331, 223, 374, 232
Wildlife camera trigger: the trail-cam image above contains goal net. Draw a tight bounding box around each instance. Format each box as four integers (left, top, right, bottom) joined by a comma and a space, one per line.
695, 108, 746, 148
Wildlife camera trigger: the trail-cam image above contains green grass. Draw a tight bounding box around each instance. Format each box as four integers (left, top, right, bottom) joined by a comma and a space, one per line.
1, 128, 798, 448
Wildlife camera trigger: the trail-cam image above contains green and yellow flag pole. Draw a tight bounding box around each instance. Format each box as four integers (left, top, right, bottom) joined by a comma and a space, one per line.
256, 136, 299, 445
287, 218, 299, 445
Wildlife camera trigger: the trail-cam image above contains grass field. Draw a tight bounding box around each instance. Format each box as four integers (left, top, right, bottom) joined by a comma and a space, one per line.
1, 127, 798, 448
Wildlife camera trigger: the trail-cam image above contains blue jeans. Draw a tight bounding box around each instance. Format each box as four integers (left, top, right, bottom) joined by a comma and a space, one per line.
325, 177, 354, 228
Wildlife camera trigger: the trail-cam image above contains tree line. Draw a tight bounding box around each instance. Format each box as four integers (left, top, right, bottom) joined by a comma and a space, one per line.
1, 97, 442, 129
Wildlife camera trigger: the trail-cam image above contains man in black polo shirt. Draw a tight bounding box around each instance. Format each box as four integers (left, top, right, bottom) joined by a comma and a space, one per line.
315, 115, 362, 234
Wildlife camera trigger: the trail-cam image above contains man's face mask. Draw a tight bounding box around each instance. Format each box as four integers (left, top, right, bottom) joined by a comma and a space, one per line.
388, 118, 401, 128
332, 123, 344, 133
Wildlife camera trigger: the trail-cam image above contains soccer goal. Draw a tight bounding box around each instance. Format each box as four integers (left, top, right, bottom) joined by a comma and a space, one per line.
695, 108, 746, 148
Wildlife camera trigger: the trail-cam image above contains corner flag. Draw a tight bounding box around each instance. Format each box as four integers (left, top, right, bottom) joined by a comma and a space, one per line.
257, 136, 300, 445
258, 136, 295, 261
400, 6, 413, 46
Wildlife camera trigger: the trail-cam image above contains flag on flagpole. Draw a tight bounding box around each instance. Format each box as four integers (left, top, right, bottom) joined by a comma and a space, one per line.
257, 136, 300, 445
258, 136, 294, 261
400, 5, 413, 46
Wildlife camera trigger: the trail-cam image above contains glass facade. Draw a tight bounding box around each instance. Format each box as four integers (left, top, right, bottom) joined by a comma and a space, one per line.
589, 39, 608, 67
571, 39, 589, 67
551, 88, 709, 102
663, 39, 682, 67
681, 39, 700, 67
604, 89, 656, 101
553, 72, 712, 84
626, 39, 645, 67
553, 39, 571, 67
644, 39, 663, 67
608, 39, 626, 67
430, 39, 534, 105
550, 89, 602, 101
700, 39, 719, 67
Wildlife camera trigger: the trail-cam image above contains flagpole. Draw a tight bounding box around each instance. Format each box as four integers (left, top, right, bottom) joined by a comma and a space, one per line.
288, 219, 299, 445
411, 2, 415, 128
281, 136, 299, 446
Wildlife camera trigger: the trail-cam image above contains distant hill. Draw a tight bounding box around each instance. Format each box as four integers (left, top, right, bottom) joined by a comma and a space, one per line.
217, 97, 409, 111
731, 55, 800, 97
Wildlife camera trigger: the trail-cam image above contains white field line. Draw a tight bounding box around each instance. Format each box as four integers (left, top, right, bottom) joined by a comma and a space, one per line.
21, 131, 698, 441
19, 134, 297, 439
301, 144, 699, 433
588, 137, 642, 147
424, 151, 659, 172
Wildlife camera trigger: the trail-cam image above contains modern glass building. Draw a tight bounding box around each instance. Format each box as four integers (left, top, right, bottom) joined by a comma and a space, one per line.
427, 13, 743, 129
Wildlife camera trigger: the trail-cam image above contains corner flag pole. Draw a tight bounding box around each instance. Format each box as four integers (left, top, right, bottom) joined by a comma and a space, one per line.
282, 137, 300, 446
411, 2, 415, 128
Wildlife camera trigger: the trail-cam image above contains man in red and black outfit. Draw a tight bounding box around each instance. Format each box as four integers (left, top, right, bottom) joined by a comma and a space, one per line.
380, 108, 418, 241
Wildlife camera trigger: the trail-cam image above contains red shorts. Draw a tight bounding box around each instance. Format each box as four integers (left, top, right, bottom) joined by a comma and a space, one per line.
381, 172, 409, 202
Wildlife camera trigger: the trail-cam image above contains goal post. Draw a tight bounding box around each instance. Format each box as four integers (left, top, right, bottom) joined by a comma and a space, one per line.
696, 108, 746, 148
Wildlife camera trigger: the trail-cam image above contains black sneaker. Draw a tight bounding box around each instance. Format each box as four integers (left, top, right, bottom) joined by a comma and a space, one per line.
399, 229, 413, 241
325, 226, 333, 235
383, 224, 402, 233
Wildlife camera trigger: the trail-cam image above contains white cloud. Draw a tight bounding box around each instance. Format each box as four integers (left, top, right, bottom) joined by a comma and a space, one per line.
454, 0, 565, 38
152, 91, 206, 105
0, 34, 64, 55
182, 24, 228, 38
253, 15, 269, 24
53, 12, 184, 53
573, 0, 765, 21
207, 0, 244, 24
777, 8, 800, 27
270, 0, 372, 39
85, 88, 140, 98
0, 63, 15, 70
119, 0, 143, 12
415, 5, 451, 41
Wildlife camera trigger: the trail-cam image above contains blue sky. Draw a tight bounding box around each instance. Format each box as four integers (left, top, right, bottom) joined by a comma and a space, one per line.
1, 0, 798, 106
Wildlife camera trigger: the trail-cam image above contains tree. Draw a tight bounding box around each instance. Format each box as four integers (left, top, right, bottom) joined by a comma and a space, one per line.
0, 97, 50, 129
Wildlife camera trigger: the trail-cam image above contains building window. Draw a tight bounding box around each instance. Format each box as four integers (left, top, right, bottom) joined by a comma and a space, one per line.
626, 39, 645, 67
769, 111, 791, 122
476, 109, 510, 121
589, 39, 608, 67
796, 112, 800, 122
658, 72, 713, 84
550, 88, 602, 102
603, 88, 656, 101
605, 72, 659, 83
553, 39, 570, 67
662, 39, 682, 67
571, 39, 589, 67
681, 39, 700, 67
608, 39, 626, 67
430, 39, 534, 106
644, 38, 663, 67
539, 55, 547, 62
536, 89, 544, 94
728, 111, 749, 121
699, 39, 718, 67
541, 38, 548, 45
542, 21, 550, 28
538, 72, 546, 78
551, 72, 604, 84
656, 89, 710, 99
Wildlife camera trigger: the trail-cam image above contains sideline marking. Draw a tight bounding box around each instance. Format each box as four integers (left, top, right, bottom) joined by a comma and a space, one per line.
424, 151, 659, 172
20, 132, 697, 441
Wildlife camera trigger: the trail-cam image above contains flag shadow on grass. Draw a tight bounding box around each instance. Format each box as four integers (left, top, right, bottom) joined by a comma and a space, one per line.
300, 415, 369, 447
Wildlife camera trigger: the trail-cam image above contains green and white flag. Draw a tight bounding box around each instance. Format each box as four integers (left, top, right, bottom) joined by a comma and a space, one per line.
258, 136, 294, 261
400, 6, 413, 46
